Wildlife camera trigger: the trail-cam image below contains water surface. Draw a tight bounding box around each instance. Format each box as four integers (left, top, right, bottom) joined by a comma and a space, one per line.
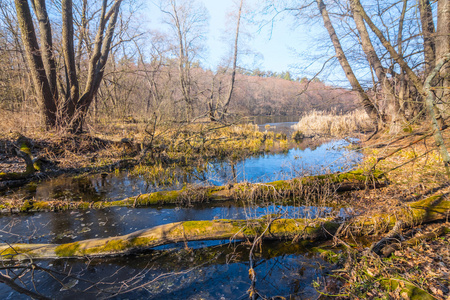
2, 139, 362, 202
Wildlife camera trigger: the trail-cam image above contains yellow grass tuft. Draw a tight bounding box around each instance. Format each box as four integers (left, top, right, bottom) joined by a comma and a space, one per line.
292, 109, 372, 137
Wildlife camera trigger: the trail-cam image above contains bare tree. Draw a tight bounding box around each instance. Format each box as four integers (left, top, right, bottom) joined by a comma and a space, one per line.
351, 0, 450, 177
349, 0, 401, 125
208, 0, 244, 122
315, 0, 380, 133
160, 0, 208, 121
14, 0, 123, 133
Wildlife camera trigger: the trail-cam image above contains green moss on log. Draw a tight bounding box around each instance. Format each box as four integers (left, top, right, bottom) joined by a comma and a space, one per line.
1, 169, 382, 213
55, 242, 80, 257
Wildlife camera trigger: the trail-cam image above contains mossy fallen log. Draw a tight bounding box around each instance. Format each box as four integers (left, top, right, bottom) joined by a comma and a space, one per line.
381, 225, 450, 257
0, 218, 338, 260
3, 169, 385, 213
348, 194, 450, 236
1, 195, 448, 260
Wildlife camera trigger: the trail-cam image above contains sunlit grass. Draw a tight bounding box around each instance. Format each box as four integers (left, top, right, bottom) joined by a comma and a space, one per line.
292, 109, 372, 136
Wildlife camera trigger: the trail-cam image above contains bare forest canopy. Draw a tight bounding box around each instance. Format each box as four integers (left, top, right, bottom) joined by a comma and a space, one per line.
0, 28, 359, 125
0, 0, 448, 136
92, 64, 360, 120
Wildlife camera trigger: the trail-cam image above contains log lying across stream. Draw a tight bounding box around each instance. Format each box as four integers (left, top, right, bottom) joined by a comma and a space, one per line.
1, 194, 448, 260
2, 169, 385, 213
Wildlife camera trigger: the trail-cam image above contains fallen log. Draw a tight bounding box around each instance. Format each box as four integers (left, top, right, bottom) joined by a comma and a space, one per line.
2, 169, 385, 213
0, 218, 339, 260
380, 225, 450, 257
0, 195, 448, 260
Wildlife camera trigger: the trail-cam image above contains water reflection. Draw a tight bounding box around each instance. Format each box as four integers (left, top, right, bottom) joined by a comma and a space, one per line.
0, 202, 346, 245
0, 240, 331, 299
2, 139, 361, 203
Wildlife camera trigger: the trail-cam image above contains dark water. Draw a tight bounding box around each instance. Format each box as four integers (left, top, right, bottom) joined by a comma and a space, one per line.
0, 241, 331, 299
0, 127, 359, 299
0, 202, 346, 245
3, 139, 362, 202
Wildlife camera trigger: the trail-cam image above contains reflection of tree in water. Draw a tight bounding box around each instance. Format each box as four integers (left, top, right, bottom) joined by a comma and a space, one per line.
0, 240, 329, 299
27, 176, 104, 202
72, 177, 102, 201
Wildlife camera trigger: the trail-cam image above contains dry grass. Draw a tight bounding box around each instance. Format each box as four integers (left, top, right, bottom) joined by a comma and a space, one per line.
0, 109, 43, 137
292, 109, 373, 137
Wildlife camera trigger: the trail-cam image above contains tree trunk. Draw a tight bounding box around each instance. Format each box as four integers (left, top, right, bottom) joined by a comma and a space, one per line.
62, 0, 79, 125
14, 0, 57, 128
219, 0, 243, 121
31, 0, 58, 102
423, 53, 450, 178
350, 0, 399, 125
4, 170, 383, 212
15, 0, 122, 133
71, 0, 122, 133
419, 0, 436, 77
316, 0, 380, 132
435, 0, 450, 119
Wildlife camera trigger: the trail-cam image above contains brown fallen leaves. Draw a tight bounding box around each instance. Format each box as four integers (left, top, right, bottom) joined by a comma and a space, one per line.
322, 223, 450, 299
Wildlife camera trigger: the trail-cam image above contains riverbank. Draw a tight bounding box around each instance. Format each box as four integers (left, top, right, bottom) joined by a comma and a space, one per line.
316, 126, 450, 299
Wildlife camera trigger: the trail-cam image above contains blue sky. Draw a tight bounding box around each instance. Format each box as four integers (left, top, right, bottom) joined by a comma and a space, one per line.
144, 0, 346, 83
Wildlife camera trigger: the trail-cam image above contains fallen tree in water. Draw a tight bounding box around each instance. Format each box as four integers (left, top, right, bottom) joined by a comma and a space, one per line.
1, 194, 447, 260
1, 169, 386, 213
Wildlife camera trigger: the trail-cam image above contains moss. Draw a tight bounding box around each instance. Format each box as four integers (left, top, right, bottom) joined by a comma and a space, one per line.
20, 143, 31, 155
381, 278, 435, 300
55, 242, 80, 257
182, 221, 214, 235
20, 200, 34, 212
409, 195, 449, 221
269, 219, 303, 234
76, 202, 91, 210
265, 180, 294, 191
33, 201, 51, 210
136, 190, 183, 206
33, 160, 41, 171
409, 194, 444, 209
129, 237, 156, 247
101, 239, 129, 252
312, 247, 342, 263
0, 246, 31, 258
82, 236, 158, 255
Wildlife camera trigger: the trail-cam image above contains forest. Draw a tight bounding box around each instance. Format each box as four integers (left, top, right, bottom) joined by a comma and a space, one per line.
0, 0, 449, 299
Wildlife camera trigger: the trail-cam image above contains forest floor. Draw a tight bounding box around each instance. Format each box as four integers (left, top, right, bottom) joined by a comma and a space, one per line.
318, 126, 450, 299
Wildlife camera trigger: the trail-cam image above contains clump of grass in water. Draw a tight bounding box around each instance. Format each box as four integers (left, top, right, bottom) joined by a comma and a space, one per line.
131, 163, 180, 186
292, 109, 372, 137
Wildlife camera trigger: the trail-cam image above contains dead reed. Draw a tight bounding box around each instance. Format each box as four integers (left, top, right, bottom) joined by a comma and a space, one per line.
292, 109, 372, 137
